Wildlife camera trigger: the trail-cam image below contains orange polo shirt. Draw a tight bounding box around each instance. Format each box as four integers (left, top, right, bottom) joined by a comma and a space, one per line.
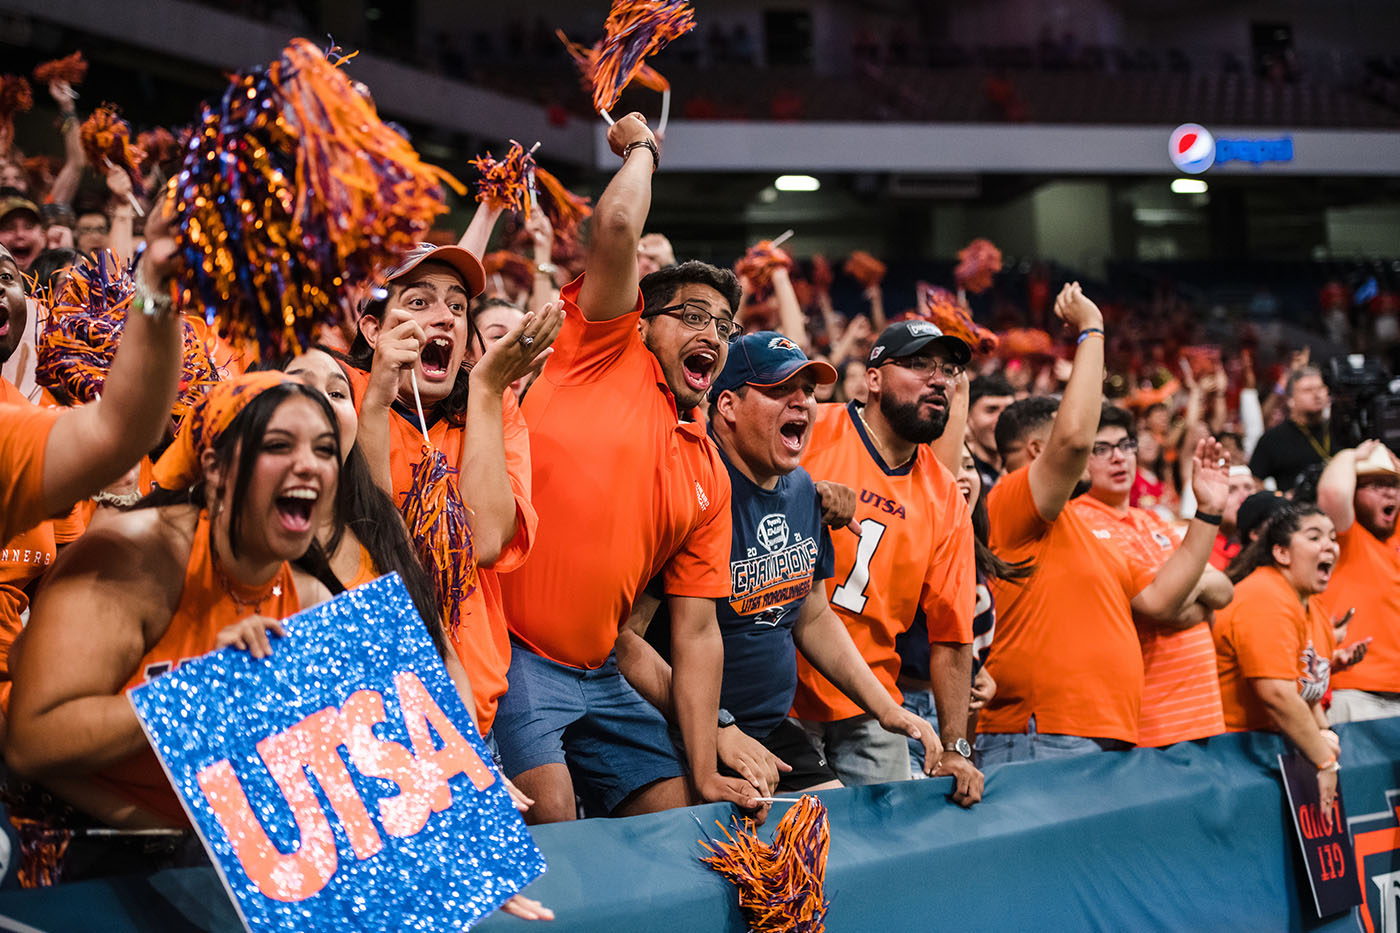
1315, 524, 1400, 693
1215, 566, 1334, 732
0, 401, 60, 545
499, 275, 733, 671
1071, 497, 1225, 746
344, 367, 536, 735
791, 401, 974, 722
982, 466, 1155, 743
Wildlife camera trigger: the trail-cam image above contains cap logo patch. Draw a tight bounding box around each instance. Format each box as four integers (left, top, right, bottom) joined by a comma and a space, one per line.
767, 336, 798, 351
869, 346, 884, 360
905, 321, 941, 337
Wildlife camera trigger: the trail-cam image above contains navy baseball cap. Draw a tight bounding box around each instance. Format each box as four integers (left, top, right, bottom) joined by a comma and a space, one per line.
868, 319, 972, 367
710, 331, 838, 399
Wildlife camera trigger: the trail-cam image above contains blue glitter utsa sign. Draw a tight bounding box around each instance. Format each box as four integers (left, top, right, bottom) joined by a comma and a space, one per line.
129, 573, 545, 933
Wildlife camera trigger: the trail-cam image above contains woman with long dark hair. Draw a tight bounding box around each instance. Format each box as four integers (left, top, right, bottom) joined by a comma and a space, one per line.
7, 375, 341, 829
1216, 502, 1342, 816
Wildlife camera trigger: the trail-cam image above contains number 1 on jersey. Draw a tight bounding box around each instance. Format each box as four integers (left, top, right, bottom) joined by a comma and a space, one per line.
830, 519, 887, 613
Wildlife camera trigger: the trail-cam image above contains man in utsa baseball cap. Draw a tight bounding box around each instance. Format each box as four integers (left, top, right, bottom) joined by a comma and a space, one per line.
867, 319, 973, 368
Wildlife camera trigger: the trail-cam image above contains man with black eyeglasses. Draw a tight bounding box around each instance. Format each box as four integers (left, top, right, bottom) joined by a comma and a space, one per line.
789, 320, 984, 805
498, 112, 763, 823
1071, 404, 1233, 749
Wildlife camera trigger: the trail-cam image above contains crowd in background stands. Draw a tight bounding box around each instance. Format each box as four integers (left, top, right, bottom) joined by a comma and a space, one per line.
0, 56, 1396, 927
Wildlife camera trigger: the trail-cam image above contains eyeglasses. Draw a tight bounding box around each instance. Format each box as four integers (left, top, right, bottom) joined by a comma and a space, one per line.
643, 302, 740, 343
1090, 437, 1139, 459
889, 356, 964, 381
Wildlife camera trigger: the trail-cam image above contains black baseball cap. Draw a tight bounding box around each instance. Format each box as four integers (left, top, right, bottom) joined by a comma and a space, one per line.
1236, 490, 1288, 542
868, 319, 971, 367
711, 331, 837, 399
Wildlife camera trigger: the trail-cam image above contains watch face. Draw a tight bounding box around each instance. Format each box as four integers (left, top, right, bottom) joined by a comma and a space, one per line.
952, 738, 972, 757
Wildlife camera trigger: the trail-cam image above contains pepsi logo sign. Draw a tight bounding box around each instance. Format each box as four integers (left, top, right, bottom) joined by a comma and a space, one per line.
1170, 123, 1215, 174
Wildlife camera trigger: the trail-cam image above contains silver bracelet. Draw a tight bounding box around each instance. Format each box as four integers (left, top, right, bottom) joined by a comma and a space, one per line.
133, 278, 174, 319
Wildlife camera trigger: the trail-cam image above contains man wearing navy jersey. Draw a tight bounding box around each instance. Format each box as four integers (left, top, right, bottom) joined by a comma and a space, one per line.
617, 332, 940, 797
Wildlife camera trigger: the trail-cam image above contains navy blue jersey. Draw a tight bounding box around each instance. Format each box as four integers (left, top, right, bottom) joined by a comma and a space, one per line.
896, 568, 995, 684
716, 451, 834, 735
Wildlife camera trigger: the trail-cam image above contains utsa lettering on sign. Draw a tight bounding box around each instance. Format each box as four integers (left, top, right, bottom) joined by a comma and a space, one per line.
196, 671, 493, 902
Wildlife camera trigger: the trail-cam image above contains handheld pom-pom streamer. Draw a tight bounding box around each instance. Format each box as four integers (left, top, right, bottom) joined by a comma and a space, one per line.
22, 154, 56, 192
558, 26, 674, 131
906, 282, 998, 356
470, 140, 538, 215
736, 232, 795, 294
954, 237, 1002, 295
136, 127, 182, 176
33, 52, 87, 90
172, 39, 463, 363
399, 374, 478, 638
483, 251, 534, 299
533, 164, 593, 255
80, 105, 145, 208
995, 327, 1055, 360
699, 795, 831, 933
0, 76, 33, 157
843, 250, 886, 288
570, 0, 694, 130
34, 251, 221, 424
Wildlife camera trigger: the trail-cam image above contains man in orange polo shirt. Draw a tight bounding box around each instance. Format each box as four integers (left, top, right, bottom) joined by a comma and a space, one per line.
496, 113, 760, 823
1316, 440, 1400, 722
346, 242, 557, 741
790, 320, 981, 803
1071, 404, 1233, 748
978, 283, 1230, 764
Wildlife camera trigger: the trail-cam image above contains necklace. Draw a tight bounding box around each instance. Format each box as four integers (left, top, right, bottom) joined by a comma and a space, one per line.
1295, 419, 1332, 461
856, 404, 914, 469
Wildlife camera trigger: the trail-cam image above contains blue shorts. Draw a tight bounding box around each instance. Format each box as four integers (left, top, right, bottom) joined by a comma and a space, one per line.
493, 647, 685, 815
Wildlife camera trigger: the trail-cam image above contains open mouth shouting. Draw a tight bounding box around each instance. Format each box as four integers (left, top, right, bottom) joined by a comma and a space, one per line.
1316, 556, 1336, 585
778, 413, 810, 454
419, 336, 455, 382
681, 348, 718, 394
274, 487, 319, 535
0, 299, 9, 340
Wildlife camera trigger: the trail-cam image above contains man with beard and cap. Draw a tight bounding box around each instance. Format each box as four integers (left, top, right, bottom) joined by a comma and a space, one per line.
788, 319, 982, 804
1316, 441, 1400, 722
979, 284, 1230, 765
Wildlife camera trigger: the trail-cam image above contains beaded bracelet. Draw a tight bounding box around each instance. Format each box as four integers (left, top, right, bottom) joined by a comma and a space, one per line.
1076, 327, 1105, 345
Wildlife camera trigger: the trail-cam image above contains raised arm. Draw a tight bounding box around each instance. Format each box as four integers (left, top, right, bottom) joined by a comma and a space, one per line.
577, 114, 657, 323
46, 82, 83, 207
769, 266, 811, 356
1316, 442, 1373, 534
931, 371, 969, 475
1132, 438, 1231, 620
1027, 283, 1104, 522
457, 201, 505, 259
463, 303, 562, 565
40, 205, 182, 517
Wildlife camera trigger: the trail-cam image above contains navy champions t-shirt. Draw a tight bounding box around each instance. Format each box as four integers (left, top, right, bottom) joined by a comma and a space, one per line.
717, 448, 835, 735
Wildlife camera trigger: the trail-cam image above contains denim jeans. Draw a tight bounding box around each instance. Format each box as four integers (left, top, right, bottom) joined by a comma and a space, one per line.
793, 714, 911, 786
901, 688, 940, 780
974, 715, 1129, 769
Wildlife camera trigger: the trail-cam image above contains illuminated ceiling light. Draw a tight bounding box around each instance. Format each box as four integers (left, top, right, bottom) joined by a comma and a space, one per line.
1171, 178, 1208, 195
774, 174, 820, 192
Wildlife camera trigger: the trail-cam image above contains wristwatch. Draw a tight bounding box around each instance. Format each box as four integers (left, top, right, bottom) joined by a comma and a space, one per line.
944, 737, 972, 759
718, 708, 737, 729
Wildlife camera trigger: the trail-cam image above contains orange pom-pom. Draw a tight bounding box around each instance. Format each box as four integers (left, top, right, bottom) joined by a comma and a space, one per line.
843, 250, 885, 288
482, 251, 534, 297
700, 795, 831, 933
954, 238, 1002, 294
908, 282, 998, 356
400, 445, 477, 637
736, 240, 794, 293
136, 127, 182, 176
995, 327, 1056, 359
0, 76, 33, 158
80, 104, 143, 192
470, 140, 534, 215
557, 28, 671, 100
587, 0, 695, 112
33, 52, 87, 88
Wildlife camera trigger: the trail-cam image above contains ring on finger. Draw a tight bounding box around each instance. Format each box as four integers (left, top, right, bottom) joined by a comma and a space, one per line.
519, 334, 535, 347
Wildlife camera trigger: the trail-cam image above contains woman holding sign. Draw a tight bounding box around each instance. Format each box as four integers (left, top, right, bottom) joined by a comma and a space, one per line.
7, 374, 343, 833
1215, 503, 1342, 815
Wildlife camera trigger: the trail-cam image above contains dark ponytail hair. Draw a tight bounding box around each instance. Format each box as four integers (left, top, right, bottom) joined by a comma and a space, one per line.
1225, 502, 1328, 584
972, 492, 1034, 581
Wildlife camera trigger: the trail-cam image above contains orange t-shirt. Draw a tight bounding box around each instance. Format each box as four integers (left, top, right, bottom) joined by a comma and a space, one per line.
91, 512, 300, 826
1071, 497, 1225, 746
981, 466, 1155, 743
791, 401, 975, 722
344, 367, 536, 735
499, 275, 733, 670
0, 401, 61, 544
1214, 566, 1334, 732
1314, 524, 1400, 693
